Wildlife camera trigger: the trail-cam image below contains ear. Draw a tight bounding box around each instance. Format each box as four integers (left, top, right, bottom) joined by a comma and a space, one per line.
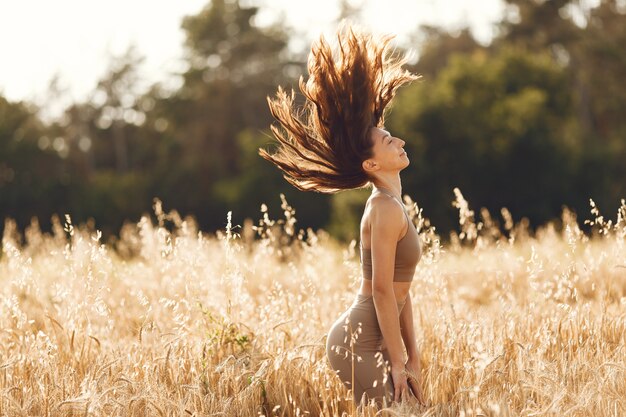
362, 158, 378, 173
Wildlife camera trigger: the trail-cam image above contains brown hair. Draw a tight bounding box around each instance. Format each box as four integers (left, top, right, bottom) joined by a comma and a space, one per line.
258, 23, 419, 193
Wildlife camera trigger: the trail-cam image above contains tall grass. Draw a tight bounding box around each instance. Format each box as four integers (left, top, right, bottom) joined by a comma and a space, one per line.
1, 191, 625, 416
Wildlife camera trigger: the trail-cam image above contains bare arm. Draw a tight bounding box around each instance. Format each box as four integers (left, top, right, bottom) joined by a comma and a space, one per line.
399, 292, 420, 360
370, 198, 406, 369
400, 291, 426, 405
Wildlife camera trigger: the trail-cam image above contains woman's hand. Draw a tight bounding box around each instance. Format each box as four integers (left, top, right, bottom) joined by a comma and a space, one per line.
405, 358, 427, 406
390, 364, 410, 402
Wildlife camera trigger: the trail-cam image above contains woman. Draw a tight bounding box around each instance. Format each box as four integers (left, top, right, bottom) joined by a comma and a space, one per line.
258, 24, 426, 408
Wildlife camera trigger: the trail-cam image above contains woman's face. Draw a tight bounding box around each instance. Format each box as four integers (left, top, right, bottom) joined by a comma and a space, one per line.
362, 126, 409, 174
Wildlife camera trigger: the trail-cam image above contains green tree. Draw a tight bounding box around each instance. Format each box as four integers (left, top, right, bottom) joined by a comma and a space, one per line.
389, 47, 578, 232
498, 0, 626, 210
41, 48, 157, 238
0, 95, 69, 238
409, 27, 482, 77
164, 0, 304, 229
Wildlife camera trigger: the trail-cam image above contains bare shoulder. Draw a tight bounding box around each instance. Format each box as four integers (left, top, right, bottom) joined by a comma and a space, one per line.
368, 194, 405, 239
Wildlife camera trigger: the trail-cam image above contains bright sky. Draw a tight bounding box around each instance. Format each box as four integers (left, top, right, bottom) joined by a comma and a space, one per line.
0, 0, 505, 119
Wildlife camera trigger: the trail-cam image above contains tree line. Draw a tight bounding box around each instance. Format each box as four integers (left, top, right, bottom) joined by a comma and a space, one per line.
1, 0, 625, 243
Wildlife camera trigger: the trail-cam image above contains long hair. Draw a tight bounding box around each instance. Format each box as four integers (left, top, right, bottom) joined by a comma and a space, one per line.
258, 24, 419, 193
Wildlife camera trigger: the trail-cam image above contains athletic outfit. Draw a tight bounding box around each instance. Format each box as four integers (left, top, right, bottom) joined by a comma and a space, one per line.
325, 188, 422, 406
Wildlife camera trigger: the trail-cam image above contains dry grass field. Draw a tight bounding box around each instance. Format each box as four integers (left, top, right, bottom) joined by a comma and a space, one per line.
1, 191, 625, 417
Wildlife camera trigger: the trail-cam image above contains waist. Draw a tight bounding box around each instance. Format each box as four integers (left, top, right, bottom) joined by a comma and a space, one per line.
357, 280, 411, 305
354, 293, 407, 311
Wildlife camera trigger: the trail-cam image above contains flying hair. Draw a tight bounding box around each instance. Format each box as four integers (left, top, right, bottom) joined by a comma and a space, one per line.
259, 22, 419, 193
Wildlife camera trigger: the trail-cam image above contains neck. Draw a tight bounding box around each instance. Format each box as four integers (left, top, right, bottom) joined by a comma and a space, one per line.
371, 174, 402, 199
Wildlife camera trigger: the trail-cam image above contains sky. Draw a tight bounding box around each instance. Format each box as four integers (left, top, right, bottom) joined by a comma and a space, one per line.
0, 0, 506, 119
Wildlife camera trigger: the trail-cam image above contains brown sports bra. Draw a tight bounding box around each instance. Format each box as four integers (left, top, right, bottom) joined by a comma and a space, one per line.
360, 189, 422, 282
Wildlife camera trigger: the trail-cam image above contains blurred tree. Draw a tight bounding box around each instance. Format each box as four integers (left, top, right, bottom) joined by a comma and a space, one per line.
578, 2, 626, 139
50, 46, 150, 178
498, 0, 626, 211
3, 0, 625, 243
498, 0, 582, 48
389, 47, 578, 232
164, 0, 305, 229
409, 26, 482, 77
40, 48, 158, 237
93, 46, 147, 174
327, 188, 370, 242
0, 95, 69, 239
337, 0, 365, 22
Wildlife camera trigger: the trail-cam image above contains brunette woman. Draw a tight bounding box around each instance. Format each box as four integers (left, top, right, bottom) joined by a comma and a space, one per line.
259, 24, 426, 408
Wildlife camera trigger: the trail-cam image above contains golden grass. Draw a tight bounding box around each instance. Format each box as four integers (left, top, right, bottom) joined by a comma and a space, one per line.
1, 191, 625, 417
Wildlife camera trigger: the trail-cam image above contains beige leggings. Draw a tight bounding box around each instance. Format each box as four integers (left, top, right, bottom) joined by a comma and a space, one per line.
325, 294, 406, 406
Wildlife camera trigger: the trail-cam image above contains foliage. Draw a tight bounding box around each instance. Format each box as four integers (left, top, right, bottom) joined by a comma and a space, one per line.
1, 0, 625, 242
389, 46, 580, 232
0, 97, 71, 236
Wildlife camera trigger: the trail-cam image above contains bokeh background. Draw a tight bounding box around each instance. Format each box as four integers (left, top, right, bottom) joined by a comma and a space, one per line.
1, 0, 625, 243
